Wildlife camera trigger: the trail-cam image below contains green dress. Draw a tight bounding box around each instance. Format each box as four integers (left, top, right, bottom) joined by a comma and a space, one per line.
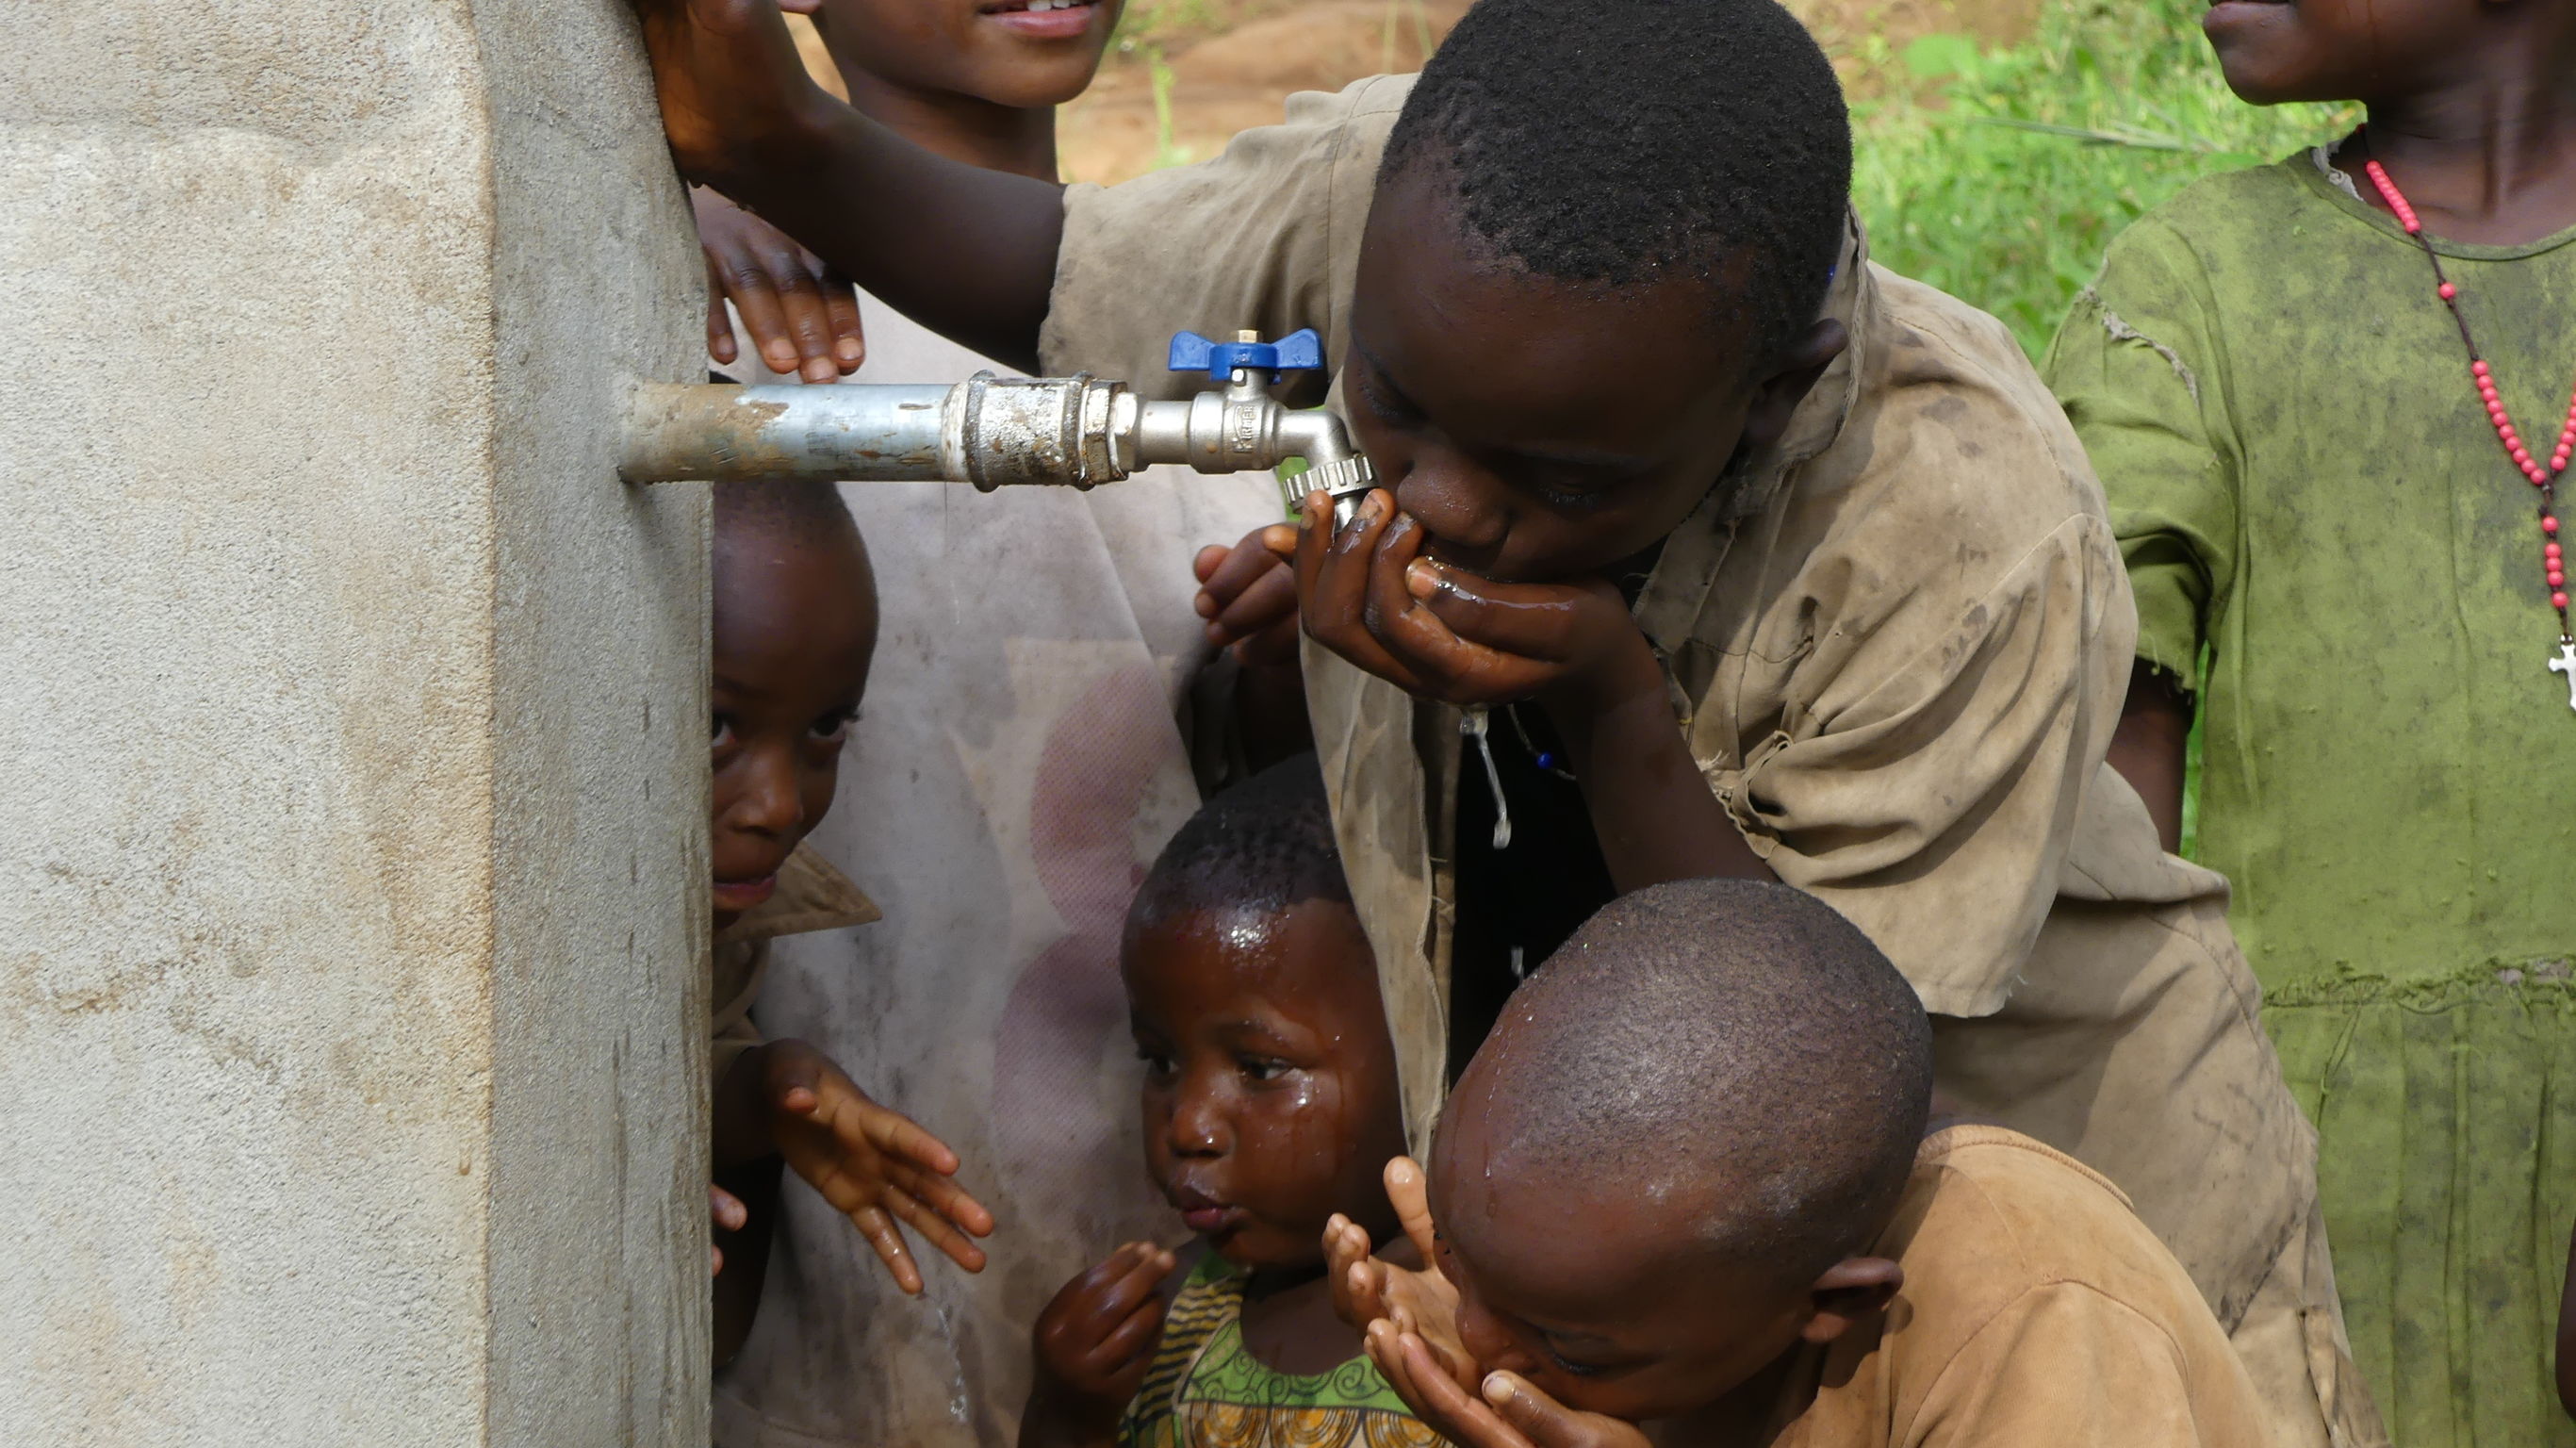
2046, 151, 2576, 1447
1119, 1259, 1448, 1448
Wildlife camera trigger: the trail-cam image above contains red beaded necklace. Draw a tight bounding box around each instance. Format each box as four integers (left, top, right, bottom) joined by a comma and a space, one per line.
2358, 140, 2576, 710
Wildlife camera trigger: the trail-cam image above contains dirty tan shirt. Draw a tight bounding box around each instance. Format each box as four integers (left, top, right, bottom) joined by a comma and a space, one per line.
1774, 1126, 2272, 1448
1039, 75, 2325, 1375
710, 844, 879, 1091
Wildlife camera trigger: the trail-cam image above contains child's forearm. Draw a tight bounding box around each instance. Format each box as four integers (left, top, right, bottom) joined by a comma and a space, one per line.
1543, 633, 1770, 891
635, 0, 1063, 371
707, 101, 1064, 374
2106, 660, 2190, 854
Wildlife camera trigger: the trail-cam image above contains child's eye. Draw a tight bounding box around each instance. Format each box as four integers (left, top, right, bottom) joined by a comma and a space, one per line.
712, 715, 737, 749
1239, 1056, 1293, 1082
1355, 366, 1422, 428
1543, 1346, 1607, 1378
809, 708, 857, 743
1136, 1046, 1176, 1077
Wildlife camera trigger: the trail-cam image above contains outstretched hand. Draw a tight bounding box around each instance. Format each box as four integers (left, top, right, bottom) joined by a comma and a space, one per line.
1324, 1158, 1468, 1383
696, 188, 863, 382
745, 1039, 995, 1293
1292, 491, 1660, 712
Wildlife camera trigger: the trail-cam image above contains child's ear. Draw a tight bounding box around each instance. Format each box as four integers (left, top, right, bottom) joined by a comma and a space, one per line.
1740, 319, 1849, 452
1796, 1256, 1901, 1346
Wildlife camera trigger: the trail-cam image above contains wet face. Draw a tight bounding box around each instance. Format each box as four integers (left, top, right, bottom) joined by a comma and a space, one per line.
1425, 1078, 1816, 1423
1341, 165, 1844, 586
2200, 0, 2476, 106
710, 528, 878, 931
801, 0, 1124, 109
1124, 899, 1410, 1273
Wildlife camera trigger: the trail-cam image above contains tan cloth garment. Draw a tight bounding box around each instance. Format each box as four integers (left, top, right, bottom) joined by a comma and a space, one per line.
708, 302, 1282, 1448
711, 843, 882, 1091
1042, 76, 2384, 1448
1774, 1125, 2272, 1448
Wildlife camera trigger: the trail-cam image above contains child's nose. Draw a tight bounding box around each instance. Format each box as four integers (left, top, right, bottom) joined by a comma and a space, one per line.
1391, 458, 1506, 557
1168, 1091, 1230, 1157
727, 747, 807, 838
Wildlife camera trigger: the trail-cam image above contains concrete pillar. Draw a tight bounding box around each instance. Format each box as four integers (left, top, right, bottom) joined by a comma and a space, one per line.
0, 3, 709, 1442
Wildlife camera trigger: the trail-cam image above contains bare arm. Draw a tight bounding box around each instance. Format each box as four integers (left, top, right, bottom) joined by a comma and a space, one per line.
2106, 660, 2190, 855
631, 0, 1063, 370
1541, 629, 1770, 890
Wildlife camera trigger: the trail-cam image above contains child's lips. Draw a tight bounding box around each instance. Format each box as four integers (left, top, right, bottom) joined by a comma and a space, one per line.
1182, 1204, 1242, 1235
978, 0, 1100, 40
714, 873, 778, 913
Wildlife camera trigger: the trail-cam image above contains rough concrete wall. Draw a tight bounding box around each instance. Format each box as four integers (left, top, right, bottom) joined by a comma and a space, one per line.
472, 1, 712, 1442
0, 1, 705, 1442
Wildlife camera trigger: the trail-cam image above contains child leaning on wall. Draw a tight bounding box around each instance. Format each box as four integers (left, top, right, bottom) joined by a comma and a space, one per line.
624, 0, 2371, 1441
666, 3, 1288, 1444
2043, 0, 2576, 1440
1334, 878, 2278, 1448
1019, 756, 1433, 1448
702, 480, 993, 1367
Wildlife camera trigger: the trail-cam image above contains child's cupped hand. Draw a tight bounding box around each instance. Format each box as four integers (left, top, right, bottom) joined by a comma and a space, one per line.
1292, 491, 1659, 713
694, 187, 865, 385
755, 1039, 994, 1293
1029, 1242, 1178, 1428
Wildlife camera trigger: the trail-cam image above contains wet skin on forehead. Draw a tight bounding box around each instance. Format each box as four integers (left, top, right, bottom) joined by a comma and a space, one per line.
1124, 899, 1411, 1275
1426, 1053, 1823, 1427
710, 530, 878, 930
1339, 165, 1771, 586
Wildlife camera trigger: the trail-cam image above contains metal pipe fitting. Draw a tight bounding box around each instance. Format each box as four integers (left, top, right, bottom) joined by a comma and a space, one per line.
619, 370, 1378, 523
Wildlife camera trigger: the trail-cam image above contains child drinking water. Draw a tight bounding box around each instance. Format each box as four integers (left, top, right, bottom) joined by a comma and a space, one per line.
2047, 0, 2576, 1440
705, 479, 994, 1362
1336, 879, 2275, 1448
1020, 757, 1433, 1448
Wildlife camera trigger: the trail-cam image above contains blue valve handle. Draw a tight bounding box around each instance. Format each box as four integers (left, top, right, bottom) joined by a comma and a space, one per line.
1167, 328, 1324, 382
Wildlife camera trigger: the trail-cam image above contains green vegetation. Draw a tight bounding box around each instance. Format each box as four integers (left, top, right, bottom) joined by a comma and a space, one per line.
1844, 0, 2357, 357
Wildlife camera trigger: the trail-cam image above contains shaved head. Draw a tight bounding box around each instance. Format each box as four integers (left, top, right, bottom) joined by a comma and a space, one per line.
1452, 878, 1931, 1287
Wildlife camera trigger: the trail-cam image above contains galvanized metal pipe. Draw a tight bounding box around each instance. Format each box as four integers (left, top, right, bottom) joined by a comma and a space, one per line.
619, 372, 1376, 522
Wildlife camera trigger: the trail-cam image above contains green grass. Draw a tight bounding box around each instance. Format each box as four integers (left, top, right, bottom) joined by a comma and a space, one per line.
1846, 0, 2358, 358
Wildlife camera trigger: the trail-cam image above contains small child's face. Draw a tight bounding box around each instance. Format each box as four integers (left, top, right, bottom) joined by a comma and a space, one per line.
1422, 1086, 1818, 1425
2201, 0, 2472, 106
1124, 899, 1409, 1272
710, 535, 878, 930
1340, 166, 1837, 590
804, 0, 1123, 110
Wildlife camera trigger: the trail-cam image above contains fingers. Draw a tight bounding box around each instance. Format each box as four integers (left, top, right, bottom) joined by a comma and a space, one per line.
1403, 561, 1603, 662
852, 1203, 928, 1295
1386, 1158, 1440, 1266
1369, 1325, 1532, 1448
1482, 1373, 1621, 1448
711, 1183, 748, 1232
883, 1157, 995, 1238
1208, 564, 1298, 649
879, 1186, 991, 1274
818, 269, 865, 371
704, 260, 738, 364
1296, 490, 1429, 693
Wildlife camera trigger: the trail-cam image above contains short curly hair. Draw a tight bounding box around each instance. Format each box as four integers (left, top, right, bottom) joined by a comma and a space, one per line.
1130, 755, 1350, 930
1381, 0, 1852, 366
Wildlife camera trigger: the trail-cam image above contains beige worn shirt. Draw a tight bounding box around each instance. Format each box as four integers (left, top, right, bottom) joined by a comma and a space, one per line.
710, 844, 880, 1092
1041, 76, 2377, 1448
1775, 1126, 2271, 1448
